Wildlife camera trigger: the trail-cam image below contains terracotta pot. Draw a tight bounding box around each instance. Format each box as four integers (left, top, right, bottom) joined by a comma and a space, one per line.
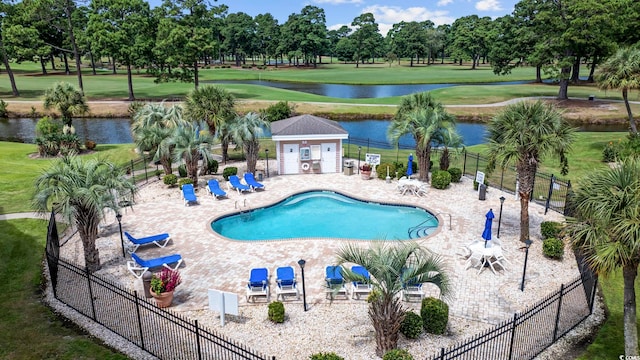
150, 289, 174, 308
361, 170, 372, 180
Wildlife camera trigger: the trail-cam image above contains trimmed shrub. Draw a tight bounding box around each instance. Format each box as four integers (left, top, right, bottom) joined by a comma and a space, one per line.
222, 167, 238, 181
421, 297, 449, 335
178, 164, 187, 177
382, 349, 414, 360
541, 221, 562, 239
431, 170, 452, 190
309, 353, 344, 360
543, 238, 564, 259
447, 167, 462, 182
377, 162, 397, 180
85, 140, 97, 150
35, 116, 63, 136
400, 311, 423, 339
163, 174, 178, 186
202, 159, 219, 175
178, 177, 193, 189
261, 100, 293, 122
268, 301, 285, 323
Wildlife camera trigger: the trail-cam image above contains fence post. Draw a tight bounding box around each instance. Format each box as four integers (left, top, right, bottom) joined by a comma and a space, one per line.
507, 313, 518, 360
130, 159, 135, 185
195, 319, 202, 360
134, 291, 145, 350
500, 167, 505, 190
544, 174, 555, 215
475, 152, 480, 175
143, 154, 148, 183
552, 283, 565, 341
86, 267, 97, 320
589, 276, 598, 314
462, 150, 467, 176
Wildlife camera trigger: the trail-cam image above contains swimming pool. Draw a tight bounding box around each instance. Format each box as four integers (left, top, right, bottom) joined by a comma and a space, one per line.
210, 190, 439, 241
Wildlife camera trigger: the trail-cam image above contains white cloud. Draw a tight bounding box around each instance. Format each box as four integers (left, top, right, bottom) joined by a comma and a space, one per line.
313, 0, 363, 4
362, 5, 455, 26
327, 23, 351, 31
475, 0, 503, 11
437, 0, 454, 6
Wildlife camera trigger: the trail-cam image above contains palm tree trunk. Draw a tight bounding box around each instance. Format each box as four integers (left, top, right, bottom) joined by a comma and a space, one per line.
161, 156, 172, 175
517, 161, 536, 242
416, 143, 431, 182
369, 297, 404, 356
77, 211, 101, 272
188, 150, 199, 185
622, 89, 638, 134
623, 265, 639, 356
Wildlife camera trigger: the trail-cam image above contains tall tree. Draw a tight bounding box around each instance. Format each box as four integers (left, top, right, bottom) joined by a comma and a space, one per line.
33, 156, 137, 272
565, 157, 640, 357
228, 112, 269, 174
87, 0, 154, 100
0, 0, 20, 96
220, 12, 256, 67
449, 15, 491, 69
595, 47, 640, 134
350, 12, 382, 67
170, 121, 214, 185
486, 101, 575, 242
388, 92, 456, 182
336, 242, 450, 356
43, 82, 89, 126
254, 13, 279, 66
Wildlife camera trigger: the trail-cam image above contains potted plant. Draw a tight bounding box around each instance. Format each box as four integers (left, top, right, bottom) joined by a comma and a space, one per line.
150, 268, 182, 308
360, 163, 373, 179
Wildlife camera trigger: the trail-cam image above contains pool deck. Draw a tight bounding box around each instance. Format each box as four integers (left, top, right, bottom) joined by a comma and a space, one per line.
63, 166, 578, 328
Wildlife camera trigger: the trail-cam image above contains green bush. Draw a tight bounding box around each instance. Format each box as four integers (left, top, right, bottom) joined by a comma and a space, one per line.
59, 133, 81, 155
178, 164, 188, 178
222, 167, 238, 181
377, 162, 397, 180
0, 99, 8, 117
35, 116, 63, 137
541, 221, 562, 239
35, 133, 60, 157
202, 159, 219, 175
309, 352, 344, 360
382, 349, 414, 360
473, 178, 489, 190
367, 290, 380, 304
163, 174, 178, 186
602, 141, 620, 162
543, 238, 565, 259
421, 297, 449, 335
400, 311, 423, 339
447, 167, 462, 182
268, 301, 285, 323
178, 177, 193, 189
261, 100, 293, 122
431, 170, 452, 190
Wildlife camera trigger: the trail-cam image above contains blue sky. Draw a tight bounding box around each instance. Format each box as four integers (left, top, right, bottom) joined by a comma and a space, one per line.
147, 0, 518, 36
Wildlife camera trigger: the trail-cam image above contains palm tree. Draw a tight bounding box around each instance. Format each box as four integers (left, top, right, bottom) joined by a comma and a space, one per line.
336, 242, 450, 356
33, 156, 137, 272
434, 127, 464, 171
228, 112, 269, 174
43, 82, 89, 127
565, 158, 640, 356
184, 85, 236, 162
595, 47, 640, 134
131, 103, 187, 174
170, 122, 214, 185
486, 100, 575, 242
388, 92, 456, 182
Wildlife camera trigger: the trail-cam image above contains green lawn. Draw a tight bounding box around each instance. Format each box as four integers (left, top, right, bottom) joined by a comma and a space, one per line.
0, 219, 127, 359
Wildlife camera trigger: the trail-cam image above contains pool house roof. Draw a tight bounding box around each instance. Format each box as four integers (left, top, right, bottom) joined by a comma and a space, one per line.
271, 114, 349, 141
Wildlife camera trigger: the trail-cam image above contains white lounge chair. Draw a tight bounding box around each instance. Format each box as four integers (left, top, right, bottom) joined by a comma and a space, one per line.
246, 268, 269, 302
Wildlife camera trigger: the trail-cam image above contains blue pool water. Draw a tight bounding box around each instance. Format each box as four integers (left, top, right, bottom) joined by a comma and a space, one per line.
211, 190, 439, 241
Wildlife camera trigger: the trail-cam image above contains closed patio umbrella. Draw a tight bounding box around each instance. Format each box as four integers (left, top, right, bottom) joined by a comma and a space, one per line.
482, 209, 494, 248
407, 154, 413, 178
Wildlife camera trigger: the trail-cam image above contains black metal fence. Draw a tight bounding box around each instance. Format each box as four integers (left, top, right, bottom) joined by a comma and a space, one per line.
425, 268, 597, 360
48, 255, 274, 360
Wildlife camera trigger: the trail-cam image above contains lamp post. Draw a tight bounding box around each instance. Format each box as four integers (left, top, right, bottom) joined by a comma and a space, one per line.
520, 239, 533, 291
357, 146, 362, 174
298, 259, 307, 311
116, 213, 125, 258
265, 149, 269, 178
497, 196, 505, 238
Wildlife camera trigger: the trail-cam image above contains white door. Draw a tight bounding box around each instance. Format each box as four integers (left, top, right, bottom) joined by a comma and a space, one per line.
321, 142, 337, 173
283, 144, 299, 174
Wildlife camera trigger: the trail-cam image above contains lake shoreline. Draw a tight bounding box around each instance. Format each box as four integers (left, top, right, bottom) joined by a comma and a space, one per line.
3, 98, 631, 125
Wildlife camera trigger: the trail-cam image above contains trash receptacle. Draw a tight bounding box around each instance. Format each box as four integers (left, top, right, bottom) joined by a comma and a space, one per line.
478, 183, 487, 201
344, 165, 353, 176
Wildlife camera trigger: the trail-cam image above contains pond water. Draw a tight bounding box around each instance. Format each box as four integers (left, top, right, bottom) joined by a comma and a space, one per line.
0, 117, 628, 146
208, 79, 533, 99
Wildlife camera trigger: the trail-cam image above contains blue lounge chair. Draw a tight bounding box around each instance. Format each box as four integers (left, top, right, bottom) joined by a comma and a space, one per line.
182, 183, 198, 206
350, 265, 372, 300
124, 231, 171, 253
127, 253, 183, 279
206, 179, 227, 199
228, 175, 251, 194
246, 268, 269, 302
275, 266, 299, 301
325, 265, 348, 299
244, 173, 265, 191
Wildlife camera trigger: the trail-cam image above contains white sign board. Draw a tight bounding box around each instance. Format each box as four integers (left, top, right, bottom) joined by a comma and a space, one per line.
365, 153, 381, 166
475, 171, 485, 185
208, 289, 239, 326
